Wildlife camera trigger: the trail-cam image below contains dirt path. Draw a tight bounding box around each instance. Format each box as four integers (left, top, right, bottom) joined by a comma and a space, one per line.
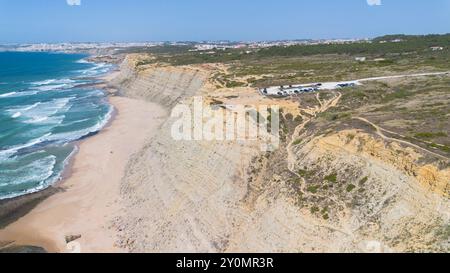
357, 71, 450, 83
287, 92, 342, 172
354, 117, 449, 161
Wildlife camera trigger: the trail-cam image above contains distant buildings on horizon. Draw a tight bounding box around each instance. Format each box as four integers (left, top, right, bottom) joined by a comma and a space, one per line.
0, 38, 371, 53
1, 36, 445, 53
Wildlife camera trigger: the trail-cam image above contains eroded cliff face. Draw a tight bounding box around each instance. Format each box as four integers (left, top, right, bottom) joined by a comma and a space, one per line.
117, 130, 261, 252
110, 56, 263, 252
286, 130, 449, 252
111, 56, 449, 253
110, 54, 209, 108
296, 130, 450, 196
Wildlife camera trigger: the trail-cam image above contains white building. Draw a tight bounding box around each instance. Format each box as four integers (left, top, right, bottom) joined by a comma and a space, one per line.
430, 46, 444, 51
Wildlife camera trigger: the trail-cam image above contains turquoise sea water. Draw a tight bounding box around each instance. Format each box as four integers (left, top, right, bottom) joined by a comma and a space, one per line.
0, 52, 113, 199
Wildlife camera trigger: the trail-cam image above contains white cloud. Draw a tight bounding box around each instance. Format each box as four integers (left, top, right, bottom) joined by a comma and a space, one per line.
367, 0, 382, 6
67, 0, 81, 6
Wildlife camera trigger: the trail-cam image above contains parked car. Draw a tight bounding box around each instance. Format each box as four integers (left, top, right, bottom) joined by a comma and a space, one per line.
302, 87, 314, 92
338, 83, 356, 88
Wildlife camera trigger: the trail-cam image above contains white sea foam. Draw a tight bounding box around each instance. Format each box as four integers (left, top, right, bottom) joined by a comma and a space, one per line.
23, 102, 41, 111
1, 103, 111, 161
11, 112, 22, 118
45, 104, 113, 144
30, 78, 76, 92
4, 99, 71, 156
0, 133, 53, 161
79, 63, 113, 76
59, 118, 90, 127
26, 115, 65, 125
0, 92, 17, 98
35, 83, 73, 91
0, 155, 56, 184
7, 98, 72, 123
31, 79, 57, 86
31, 78, 75, 86
0, 57, 116, 200
0, 90, 38, 98
76, 59, 91, 64
0, 179, 55, 200
0, 155, 57, 200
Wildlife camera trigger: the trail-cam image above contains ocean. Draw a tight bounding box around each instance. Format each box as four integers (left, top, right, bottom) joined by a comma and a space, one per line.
0, 52, 113, 200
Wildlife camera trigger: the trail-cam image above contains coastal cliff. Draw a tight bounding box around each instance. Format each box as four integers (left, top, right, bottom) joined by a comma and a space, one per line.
110, 55, 263, 252
109, 55, 449, 252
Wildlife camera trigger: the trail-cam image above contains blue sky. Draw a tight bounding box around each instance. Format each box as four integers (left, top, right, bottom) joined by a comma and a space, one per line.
0, 0, 449, 43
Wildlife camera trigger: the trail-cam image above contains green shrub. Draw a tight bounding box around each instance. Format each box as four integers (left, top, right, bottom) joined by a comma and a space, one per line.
414, 132, 448, 139
324, 173, 338, 183
292, 139, 302, 146
346, 184, 356, 192
311, 206, 320, 214
381, 90, 412, 102
225, 81, 246, 88
307, 185, 320, 194
298, 168, 310, 177
359, 177, 369, 185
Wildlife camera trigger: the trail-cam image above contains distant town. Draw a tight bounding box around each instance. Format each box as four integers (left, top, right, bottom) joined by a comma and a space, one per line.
0, 38, 371, 53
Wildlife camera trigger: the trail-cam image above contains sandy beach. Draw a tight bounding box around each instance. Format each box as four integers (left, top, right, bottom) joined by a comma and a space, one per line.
0, 94, 167, 252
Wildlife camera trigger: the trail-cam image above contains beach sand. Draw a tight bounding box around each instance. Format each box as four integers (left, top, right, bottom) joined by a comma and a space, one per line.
0, 96, 167, 253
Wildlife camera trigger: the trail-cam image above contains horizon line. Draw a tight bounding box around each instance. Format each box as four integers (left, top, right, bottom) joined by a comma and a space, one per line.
1, 32, 449, 45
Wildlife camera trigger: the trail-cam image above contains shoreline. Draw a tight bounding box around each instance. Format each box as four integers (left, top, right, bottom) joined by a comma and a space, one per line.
0, 63, 119, 213
0, 56, 119, 202
0, 62, 168, 253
